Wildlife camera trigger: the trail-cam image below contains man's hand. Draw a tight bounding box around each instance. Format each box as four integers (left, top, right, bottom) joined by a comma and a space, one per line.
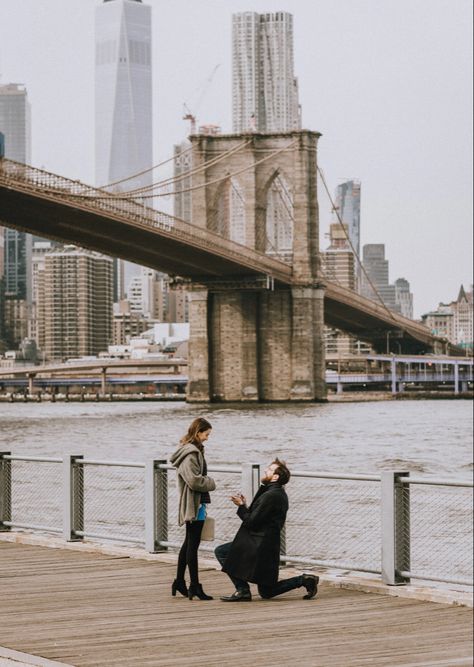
230, 493, 246, 506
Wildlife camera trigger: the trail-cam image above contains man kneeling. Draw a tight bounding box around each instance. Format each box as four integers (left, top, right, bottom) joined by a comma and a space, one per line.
215, 459, 318, 601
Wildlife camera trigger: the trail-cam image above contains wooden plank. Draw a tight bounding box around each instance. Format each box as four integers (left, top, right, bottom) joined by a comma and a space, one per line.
1, 542, 472, 667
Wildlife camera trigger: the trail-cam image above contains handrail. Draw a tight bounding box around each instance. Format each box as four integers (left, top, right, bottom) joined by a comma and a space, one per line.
397, 476, 473, 488
80, 458, 145, 468
4, 455, 62, 464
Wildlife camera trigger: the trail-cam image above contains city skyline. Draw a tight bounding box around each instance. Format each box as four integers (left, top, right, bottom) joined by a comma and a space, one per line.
0, 0, 472, 317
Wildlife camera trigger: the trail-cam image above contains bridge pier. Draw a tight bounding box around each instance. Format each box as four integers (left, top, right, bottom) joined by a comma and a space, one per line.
187, 288, 211, 402
187, 285, 326, 403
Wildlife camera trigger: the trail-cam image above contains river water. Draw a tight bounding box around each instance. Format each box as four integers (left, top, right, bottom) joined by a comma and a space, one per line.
1, 399, 472, 477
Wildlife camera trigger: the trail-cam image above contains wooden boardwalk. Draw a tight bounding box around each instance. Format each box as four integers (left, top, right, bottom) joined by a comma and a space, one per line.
1, 542, 472, 667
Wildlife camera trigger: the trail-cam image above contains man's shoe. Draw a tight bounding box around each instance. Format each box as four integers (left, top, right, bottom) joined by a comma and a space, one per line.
301, 574, 319, 600
220, 589, 252, 602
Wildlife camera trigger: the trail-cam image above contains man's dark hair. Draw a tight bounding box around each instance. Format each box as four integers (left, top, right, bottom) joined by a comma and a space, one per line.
272, 458, 291, 486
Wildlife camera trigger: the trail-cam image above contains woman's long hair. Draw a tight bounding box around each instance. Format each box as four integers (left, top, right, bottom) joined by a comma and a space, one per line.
180, 417, 212, 447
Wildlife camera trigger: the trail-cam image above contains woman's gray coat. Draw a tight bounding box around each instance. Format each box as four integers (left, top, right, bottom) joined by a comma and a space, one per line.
170, 443, 216, 525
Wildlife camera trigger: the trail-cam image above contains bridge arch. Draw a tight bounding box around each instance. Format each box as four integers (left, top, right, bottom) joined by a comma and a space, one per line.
209, 175, 246, 245
257, 168, 294, 263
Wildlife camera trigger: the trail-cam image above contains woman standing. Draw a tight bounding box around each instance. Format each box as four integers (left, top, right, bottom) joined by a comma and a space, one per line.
170, 417, 216, 600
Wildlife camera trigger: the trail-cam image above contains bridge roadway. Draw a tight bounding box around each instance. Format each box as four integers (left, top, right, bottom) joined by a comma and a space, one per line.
0, 157, 454, 354
1, 540, 472, 667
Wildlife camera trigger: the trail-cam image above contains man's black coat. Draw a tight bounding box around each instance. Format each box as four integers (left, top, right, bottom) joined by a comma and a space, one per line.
222, 482, 288, 586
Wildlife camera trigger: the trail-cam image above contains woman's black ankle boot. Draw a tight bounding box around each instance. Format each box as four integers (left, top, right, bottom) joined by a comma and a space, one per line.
188, 583, 213, 600
171, 578, 188, 597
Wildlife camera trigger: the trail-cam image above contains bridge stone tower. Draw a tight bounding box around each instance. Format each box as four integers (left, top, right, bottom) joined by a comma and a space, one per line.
186, 130, 326, 402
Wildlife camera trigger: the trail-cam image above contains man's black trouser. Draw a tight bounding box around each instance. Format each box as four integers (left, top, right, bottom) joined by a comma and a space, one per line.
215, 541, 304, 599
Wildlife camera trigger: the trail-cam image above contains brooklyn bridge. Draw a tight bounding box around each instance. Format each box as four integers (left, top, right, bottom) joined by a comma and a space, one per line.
0, 130, 456, 402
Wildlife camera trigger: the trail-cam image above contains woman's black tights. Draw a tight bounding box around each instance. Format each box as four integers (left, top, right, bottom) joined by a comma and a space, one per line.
176, 520, 204, 585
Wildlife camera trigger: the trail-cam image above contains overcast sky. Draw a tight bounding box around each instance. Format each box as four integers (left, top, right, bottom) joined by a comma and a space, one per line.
0, 0, 472, 316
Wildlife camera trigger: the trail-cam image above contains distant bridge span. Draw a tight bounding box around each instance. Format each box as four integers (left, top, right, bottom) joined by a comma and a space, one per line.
0, 157, 451, 356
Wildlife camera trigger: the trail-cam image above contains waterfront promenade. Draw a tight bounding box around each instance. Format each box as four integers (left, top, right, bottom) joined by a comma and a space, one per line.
1, 540, 473, 667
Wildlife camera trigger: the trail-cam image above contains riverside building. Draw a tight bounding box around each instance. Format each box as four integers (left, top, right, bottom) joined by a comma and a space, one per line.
38, 247, 113, 361
323, 223, 358, 356
422, 285, 473, 351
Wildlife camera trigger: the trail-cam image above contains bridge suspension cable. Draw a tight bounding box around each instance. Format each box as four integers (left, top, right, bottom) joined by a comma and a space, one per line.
101, 143, 194, 189
317, 166, 398, 323
144, 139, 298, 200
117, 139, 252, 197
58, 140, 298, 202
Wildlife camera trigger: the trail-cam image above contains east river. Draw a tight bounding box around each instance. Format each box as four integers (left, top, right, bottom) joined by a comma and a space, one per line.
1, 399, 472, 477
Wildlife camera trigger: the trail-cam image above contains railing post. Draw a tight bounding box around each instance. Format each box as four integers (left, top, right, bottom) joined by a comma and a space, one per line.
0, 452, 12, 531
454, 362, 459, 395
381, 471, 410, 585
145, 459, 168, 552
241, 463, 260, 505
63, 455, 84, 542
391, 357, 397, 394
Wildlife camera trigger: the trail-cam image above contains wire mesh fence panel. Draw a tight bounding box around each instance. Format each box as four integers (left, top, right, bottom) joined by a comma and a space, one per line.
285, 476, 381, 572
9, 460, 62, 531
403, 484, 473, 583
164, 468, 242, 553
203, 470, 242, 550
81, 464, 145, 543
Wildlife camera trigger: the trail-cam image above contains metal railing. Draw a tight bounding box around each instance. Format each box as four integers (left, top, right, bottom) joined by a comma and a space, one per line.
0, 452, 472, 588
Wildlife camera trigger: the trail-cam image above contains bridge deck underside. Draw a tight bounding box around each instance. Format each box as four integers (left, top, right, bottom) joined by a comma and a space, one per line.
324, 296, 429, 353
0, 186, 290, 283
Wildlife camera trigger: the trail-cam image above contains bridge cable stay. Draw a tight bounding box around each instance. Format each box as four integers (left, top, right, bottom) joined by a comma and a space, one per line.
138, 139, 299, 200
116, 139, 252, 197
57, 140, 299, 201
22, 140, 250, 202
101, 144, 194, 189
117, 139, 295, 199
317, 166, 399, 324
41, 140, 251, 201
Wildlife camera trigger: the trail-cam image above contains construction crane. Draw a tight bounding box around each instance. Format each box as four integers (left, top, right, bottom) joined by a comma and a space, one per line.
182, 64, 221, 134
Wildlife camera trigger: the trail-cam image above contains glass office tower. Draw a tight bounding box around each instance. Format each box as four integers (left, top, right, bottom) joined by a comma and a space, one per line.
95, 0, 153, 299
0, 83, 32, 302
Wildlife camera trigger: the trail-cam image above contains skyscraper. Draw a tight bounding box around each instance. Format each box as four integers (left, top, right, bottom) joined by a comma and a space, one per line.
95, 0, 153, 298
95, 0, 152, 190
394, 277, 414, 319
232, 12, 301, 133
0, 83, 32, 345
323, 223, 357, 356
360, 244, 396, 309
333, 180, 361, 284
0, 83, 32, 300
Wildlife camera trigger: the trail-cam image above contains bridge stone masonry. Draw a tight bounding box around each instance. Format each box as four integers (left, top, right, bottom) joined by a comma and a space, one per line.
185, 131, 326, 402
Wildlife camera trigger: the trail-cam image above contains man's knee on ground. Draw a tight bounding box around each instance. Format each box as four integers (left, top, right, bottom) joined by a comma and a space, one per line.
258, 585, 273, 599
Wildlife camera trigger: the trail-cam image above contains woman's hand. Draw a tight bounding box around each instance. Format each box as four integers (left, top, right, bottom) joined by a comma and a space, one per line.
230, 493, 246, 506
